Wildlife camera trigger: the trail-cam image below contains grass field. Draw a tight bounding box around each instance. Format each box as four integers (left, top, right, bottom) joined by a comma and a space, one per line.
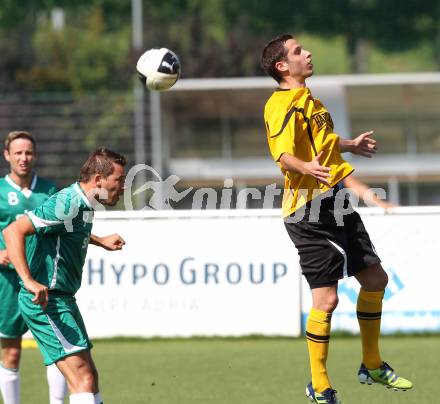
18, 335, 439, 404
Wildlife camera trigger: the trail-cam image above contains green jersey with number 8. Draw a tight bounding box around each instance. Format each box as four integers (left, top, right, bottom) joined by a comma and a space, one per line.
0, 174, 57, 269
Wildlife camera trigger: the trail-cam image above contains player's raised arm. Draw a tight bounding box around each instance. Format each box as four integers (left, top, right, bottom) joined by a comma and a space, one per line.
3, 216, 48, 307
343, 175, 397, 212
89, 233, 126, 251
339, 131, 377, 157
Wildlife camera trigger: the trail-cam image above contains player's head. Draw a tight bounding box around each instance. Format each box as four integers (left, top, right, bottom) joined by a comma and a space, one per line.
261, 34, 313, 84
3, 131, 36, 178
79, 147, 126, 206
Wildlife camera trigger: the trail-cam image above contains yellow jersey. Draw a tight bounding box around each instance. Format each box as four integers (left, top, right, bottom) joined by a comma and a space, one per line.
264, 87, 354, 217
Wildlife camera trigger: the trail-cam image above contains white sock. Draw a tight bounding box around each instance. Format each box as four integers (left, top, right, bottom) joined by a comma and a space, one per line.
69, 393, 95, 404
46, 363, 68, 404
94, 392, 103, 404
0, 363, 20, 404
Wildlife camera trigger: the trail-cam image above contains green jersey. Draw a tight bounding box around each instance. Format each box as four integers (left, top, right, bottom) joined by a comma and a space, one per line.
25, 182, 94, 295
0, 174, 57, 270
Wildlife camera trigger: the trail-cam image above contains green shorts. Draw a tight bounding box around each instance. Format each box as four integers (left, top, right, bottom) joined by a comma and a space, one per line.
0, 268, 28, 338
18, 289, 92, 365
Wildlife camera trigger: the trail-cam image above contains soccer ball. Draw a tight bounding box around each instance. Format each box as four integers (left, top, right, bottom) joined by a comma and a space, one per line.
136, 48, 181, 91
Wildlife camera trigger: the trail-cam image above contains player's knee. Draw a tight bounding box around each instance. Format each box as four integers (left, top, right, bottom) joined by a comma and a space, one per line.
79, 371, 95, 392
368, 269, 388, 290
317, 295, 339, 313
2, 347, 21, 369
325, 295, 339, 313
69, 369, 95, 393
358, 264, 389, 291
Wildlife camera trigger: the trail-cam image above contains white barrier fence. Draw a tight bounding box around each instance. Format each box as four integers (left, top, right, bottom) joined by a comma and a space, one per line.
75, 208, 440, 338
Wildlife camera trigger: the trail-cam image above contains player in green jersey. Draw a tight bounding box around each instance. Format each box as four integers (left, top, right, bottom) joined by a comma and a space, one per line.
3, 148, 126, 404
0, 131, 67, 404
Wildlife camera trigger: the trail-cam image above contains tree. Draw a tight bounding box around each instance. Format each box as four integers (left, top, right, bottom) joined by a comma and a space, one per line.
299, 0, 440, 73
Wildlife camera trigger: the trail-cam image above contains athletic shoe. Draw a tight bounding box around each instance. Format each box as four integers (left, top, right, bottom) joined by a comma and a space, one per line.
358, 362, 413, 391
305, 382, 341, 403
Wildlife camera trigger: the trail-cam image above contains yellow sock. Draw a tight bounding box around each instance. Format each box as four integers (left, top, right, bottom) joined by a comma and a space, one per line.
357, 288, 384, 369
306, 308, 332, 393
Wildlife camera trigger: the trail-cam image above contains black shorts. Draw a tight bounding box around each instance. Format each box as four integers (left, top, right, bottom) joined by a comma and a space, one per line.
284, 189, 381, 289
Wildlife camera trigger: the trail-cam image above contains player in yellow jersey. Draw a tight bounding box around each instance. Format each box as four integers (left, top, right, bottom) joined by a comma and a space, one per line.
261, 34, 413, 404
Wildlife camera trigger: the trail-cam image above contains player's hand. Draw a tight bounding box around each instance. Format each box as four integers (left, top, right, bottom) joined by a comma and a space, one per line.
24, 278, 48, 308
352, 131, 377, 157
0, 250, 10, 266
303, 151, 332, 186
99, 234, 126, 251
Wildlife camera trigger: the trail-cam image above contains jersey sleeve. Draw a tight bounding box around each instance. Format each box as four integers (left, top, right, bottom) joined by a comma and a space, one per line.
265, 111, 296, 162
26, 191, 77, 235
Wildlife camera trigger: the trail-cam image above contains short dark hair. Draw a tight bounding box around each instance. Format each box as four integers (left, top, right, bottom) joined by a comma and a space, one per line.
261, 34, 293, 83
4, 131, 36, 151
79, 147, 126, 182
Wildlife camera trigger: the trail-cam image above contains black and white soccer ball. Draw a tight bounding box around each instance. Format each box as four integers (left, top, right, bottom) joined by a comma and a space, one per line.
136, 48, 181, 91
